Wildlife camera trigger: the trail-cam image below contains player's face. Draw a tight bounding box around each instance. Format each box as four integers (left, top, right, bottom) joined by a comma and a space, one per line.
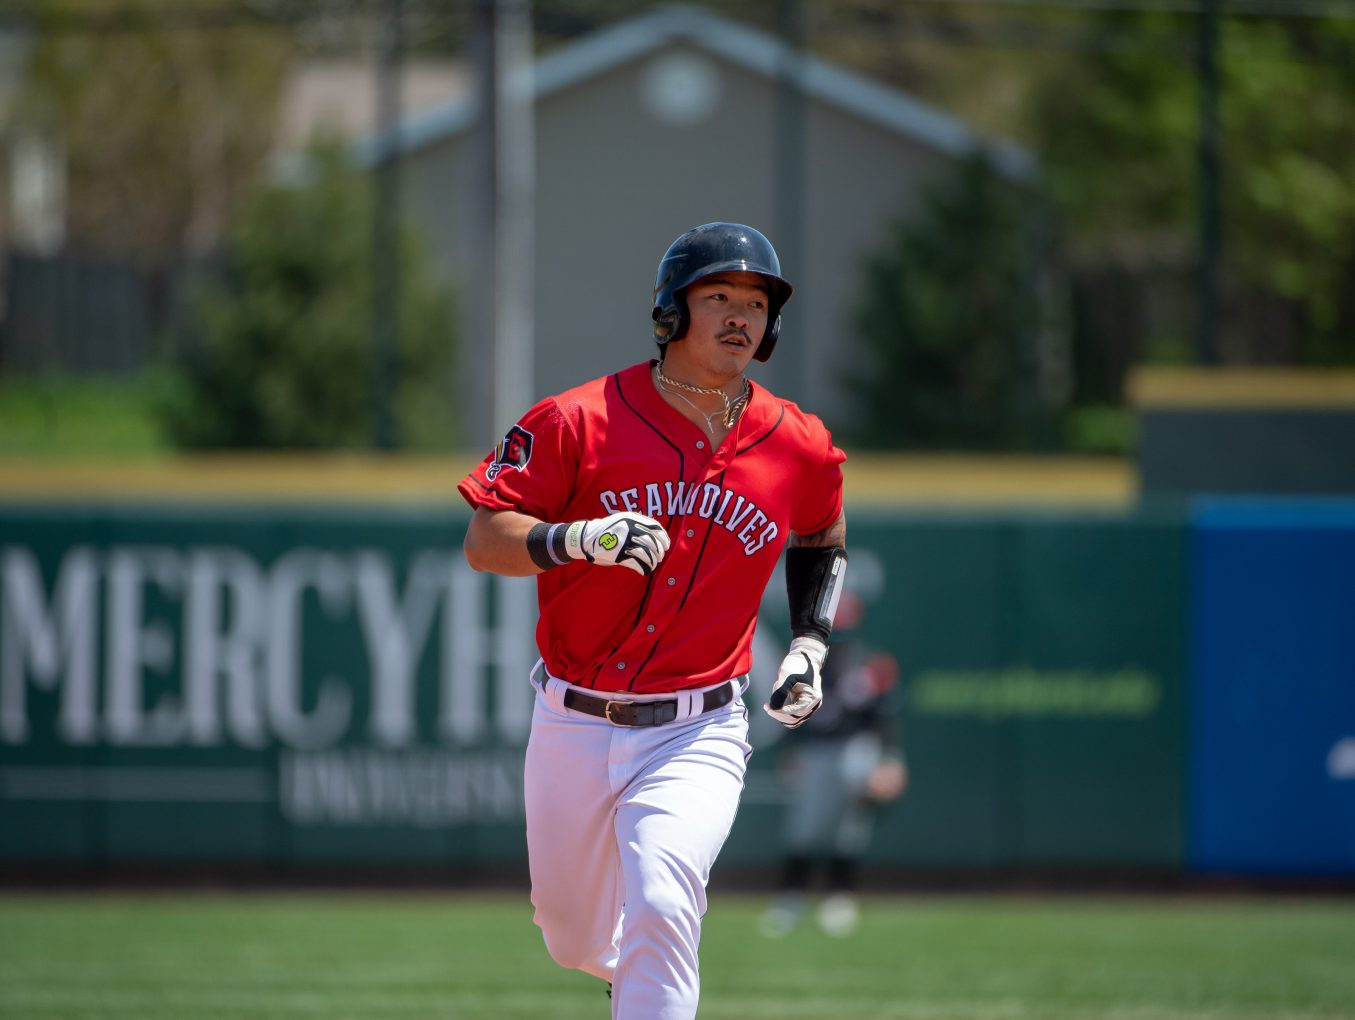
667, 272, 770, 385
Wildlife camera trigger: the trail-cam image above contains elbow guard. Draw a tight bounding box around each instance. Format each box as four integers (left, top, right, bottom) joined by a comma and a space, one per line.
785, 546, 848, 643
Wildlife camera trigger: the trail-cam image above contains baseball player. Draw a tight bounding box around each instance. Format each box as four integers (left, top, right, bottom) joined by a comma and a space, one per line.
760, 588, 907, 939
459, 222, 847, 1020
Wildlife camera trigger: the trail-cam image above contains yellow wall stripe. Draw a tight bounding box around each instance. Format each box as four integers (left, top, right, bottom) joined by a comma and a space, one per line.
1130, 368, 1355, 409
0, 453, 1135, 508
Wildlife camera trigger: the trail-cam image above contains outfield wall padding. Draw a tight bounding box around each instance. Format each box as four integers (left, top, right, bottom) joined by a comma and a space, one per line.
0, 500, 1341, 876
1188, 499, 1355, 875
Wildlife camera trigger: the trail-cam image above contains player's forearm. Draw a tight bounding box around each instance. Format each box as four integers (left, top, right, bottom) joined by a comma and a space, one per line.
464, 506, 671, 578
463, 507, 546, 576
765, 510, 849, 729
783, 511, 847, 650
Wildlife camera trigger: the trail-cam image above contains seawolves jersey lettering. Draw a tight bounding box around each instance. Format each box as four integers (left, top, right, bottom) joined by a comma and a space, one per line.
599, 480, 778, 556
459, 360, 845, 694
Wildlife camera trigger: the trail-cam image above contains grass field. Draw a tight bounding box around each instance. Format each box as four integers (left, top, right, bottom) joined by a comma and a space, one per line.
0, 375, 172, 457
2, 892, 1353, 1019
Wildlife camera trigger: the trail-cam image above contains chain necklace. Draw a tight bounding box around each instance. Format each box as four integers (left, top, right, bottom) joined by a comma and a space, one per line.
653, 364, 750, 436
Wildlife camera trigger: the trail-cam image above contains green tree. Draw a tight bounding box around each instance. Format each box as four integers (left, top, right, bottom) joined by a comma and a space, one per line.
16, 0, 291, 266
157, 144, 457, 450
1031, 12, 1355, 366
847, 154, 1054, 451
1221, 17, 1355, 363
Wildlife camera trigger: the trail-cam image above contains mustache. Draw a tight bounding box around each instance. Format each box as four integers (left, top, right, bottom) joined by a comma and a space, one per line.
718, 328, 751, 344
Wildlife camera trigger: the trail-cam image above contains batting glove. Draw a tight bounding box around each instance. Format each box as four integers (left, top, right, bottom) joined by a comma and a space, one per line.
564, 512, 671, 577
764, 636, 827, 729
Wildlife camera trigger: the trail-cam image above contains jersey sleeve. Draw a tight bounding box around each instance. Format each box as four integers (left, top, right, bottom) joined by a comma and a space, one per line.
457, 397, 580, 522
789, 420, 847, 537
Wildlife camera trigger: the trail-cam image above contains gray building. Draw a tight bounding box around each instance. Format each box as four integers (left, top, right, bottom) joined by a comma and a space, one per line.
356, 4, 1033, 447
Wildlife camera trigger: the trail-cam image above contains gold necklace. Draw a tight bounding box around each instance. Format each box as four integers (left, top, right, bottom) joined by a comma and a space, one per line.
654, 365, 750, 435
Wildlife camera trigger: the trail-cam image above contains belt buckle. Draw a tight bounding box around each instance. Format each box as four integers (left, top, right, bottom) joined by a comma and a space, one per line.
604, 700, 628, 725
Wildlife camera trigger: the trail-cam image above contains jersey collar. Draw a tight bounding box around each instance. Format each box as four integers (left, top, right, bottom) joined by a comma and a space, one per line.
625, 360, 779, 447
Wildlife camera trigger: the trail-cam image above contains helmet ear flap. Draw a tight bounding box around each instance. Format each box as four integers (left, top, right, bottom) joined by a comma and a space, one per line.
652, 294, 688, 345
753, 314, 781, 362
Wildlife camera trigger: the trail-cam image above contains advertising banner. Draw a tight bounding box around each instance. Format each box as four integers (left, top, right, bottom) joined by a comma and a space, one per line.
0, 506, 535, 865
2, 504, 1188, 872
836, 511, 1188, 870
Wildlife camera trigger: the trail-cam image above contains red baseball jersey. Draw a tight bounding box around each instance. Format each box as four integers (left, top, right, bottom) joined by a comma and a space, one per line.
458, 360, 846, 694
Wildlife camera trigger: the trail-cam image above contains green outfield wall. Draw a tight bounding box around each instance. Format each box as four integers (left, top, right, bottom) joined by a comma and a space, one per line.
733, 509, 1188, 871
0, 503, 1187, 873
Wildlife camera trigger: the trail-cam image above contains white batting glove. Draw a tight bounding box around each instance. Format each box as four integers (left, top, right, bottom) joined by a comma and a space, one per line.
564, 512, 671, 577
764, 636, 827, 729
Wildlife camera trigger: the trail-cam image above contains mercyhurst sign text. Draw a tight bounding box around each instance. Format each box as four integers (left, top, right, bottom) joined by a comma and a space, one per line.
1, 541, 538, 828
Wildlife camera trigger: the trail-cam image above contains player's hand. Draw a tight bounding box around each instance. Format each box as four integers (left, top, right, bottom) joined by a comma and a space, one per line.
565, 512, 671, 577
764, 636, 827, 728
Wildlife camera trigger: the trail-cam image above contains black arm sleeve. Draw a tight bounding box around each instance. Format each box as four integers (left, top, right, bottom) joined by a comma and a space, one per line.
785, 546, 848, 642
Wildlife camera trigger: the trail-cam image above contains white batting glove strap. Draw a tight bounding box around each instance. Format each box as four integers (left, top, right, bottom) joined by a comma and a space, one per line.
565, 512, 671, 577
763, 636, 828, 729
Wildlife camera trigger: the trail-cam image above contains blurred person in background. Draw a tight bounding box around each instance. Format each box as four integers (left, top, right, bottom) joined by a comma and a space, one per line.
760, 589, 907, 938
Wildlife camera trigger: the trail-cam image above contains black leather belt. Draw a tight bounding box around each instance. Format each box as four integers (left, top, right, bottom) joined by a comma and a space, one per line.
563, 681, 738, 727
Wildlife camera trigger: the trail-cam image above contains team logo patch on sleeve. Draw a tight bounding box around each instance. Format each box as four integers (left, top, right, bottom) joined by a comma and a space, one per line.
486, 424, 534, 480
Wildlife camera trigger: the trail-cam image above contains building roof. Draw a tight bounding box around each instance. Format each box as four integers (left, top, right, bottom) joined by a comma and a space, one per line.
352, 3, 1035, 181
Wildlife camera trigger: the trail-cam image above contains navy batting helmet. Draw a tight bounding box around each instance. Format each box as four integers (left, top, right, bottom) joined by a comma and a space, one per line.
651, 222, 794, 363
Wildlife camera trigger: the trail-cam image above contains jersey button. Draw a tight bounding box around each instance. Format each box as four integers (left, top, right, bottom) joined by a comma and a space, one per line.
666, 577, 676, 587
646, 624, 656, 633
617, 662, 626, 670
696, 440, 705, 449
685, 529, 695, 538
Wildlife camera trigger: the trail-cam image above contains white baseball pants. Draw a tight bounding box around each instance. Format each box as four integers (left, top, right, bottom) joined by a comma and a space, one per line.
524, 669, 751, 1020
